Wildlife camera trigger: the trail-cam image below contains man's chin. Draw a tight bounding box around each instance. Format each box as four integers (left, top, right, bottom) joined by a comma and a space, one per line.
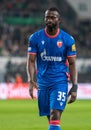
47, 24, 56, 31
47, 25, 54, 31
48, 27, 53, 32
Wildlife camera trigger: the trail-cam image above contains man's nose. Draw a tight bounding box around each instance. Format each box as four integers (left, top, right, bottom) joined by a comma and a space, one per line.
47, 18, 52, 22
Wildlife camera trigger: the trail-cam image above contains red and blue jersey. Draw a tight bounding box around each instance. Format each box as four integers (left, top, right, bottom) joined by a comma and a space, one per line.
28, 28, 76, 88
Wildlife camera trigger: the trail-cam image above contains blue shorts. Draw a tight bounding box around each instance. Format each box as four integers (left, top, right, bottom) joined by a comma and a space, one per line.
38, 83, 68, 116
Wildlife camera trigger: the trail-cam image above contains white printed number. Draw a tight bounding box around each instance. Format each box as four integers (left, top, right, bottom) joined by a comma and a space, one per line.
57, 91, 66, 102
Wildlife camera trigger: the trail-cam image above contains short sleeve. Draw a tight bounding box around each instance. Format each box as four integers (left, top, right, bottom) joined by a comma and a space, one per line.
67, 36, 76, 57
27, 34, 37, 54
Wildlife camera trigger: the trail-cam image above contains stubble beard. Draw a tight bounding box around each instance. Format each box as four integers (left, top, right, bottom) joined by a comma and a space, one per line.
46, 23, 57, 32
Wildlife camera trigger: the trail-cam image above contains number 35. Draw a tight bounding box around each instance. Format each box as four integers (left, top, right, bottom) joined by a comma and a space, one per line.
57, 91, 66, 102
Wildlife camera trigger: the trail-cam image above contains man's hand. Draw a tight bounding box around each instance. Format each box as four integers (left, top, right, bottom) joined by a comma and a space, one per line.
68, 84, 78, 104
68, 92, 77, 104
29, 80, 37, 99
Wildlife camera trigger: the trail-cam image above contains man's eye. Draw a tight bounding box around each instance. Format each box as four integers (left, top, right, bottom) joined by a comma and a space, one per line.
46, 16, 56, 19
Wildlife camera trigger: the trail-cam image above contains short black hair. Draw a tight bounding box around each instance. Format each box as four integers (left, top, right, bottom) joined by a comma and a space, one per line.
47, 7, 61, 16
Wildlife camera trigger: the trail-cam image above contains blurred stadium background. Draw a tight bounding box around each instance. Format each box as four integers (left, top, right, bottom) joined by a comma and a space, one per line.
0, 0, 91, 130
0, 0, 91, 99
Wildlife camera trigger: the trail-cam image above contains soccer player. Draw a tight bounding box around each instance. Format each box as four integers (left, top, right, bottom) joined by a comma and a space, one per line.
27, 7, 78, 130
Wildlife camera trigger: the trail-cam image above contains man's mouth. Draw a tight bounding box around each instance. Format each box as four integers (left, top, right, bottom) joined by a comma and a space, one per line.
47, 22, 53, 26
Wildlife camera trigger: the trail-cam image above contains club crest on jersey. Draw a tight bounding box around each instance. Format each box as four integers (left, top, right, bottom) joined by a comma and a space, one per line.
57, 41, 63, 48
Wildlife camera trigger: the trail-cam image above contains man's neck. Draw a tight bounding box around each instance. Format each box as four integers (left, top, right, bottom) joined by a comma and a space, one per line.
45, 27, 59, 36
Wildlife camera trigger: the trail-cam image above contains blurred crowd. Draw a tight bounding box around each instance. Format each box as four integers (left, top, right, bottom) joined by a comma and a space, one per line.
0, 0, 91, 83
0, 0, 91, 58
4, 60, 27, 83
0, 24, 38, 56
0, 21, 91, 58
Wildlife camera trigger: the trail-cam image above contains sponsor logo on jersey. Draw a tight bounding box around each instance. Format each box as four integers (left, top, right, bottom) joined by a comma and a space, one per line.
28, 47, 32, 51
40, 49, 62, 62
72, 44, 76, 51
57, 40, 63, 48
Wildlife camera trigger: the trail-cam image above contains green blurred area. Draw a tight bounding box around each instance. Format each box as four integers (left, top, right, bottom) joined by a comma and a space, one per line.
0, 100, 91, 130
3, 17, 43, 25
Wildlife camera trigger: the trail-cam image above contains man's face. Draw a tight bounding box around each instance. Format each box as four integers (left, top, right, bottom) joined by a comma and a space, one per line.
45, 10, 60, 30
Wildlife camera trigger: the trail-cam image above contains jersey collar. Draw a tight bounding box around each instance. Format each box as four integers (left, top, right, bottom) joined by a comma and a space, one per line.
44, 28, 60, 38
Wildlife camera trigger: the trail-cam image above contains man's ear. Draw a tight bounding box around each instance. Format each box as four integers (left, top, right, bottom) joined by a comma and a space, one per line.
59, 17, 62, 24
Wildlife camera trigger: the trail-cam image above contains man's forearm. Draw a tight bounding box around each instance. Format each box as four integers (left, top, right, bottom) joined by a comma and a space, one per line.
27, 54, 36, 82
69, 63, 78, 85
27, 61, 35, 82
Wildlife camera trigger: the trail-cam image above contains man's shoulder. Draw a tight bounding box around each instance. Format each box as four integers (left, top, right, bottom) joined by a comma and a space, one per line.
61, 29, 75, 41
32, 29, 44, 36
61, 29, 71, 37
29, 29, 44, 39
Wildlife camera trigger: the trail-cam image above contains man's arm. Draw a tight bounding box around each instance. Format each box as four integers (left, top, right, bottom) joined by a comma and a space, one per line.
67, 56, 78, 103
27, 54, 37, 99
